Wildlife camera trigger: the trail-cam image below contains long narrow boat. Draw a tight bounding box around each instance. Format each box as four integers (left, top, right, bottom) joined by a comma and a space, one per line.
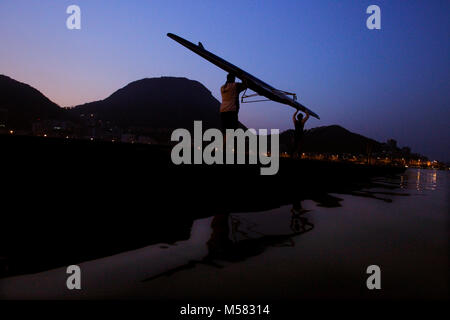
167, 33, 320, 119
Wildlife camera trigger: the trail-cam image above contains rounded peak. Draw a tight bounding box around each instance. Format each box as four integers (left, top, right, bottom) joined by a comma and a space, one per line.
111, 76, 213, 98
308, 125, 349, 133
128, 76, 201, 85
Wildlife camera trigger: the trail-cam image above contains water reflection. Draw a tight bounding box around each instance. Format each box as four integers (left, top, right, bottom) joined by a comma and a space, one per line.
1, 169, 443, 284
143, 207, 314, 282
290, 201, 314, 233
140, 182, 412, 283
400, 168, 439, 191
141, 169, 442, 283
371, 168, 440, 192
1, 168, 447, 300
417, 170, 421, 190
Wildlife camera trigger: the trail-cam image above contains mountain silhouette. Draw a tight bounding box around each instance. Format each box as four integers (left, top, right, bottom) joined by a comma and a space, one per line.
70, 77, 222, 130
0, 75, 65, 130
280, 125, 382, 154
1, 75, 389, 156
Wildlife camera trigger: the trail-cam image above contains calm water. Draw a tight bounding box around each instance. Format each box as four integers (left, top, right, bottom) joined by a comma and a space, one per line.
1, 169, 448, 300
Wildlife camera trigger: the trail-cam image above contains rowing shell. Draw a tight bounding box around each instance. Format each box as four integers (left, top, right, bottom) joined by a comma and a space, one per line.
167, 33, 320, 119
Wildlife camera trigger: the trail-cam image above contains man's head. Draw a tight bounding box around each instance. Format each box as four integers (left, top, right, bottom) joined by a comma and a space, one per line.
296, 113, 304, 121
226, 73, 236, 83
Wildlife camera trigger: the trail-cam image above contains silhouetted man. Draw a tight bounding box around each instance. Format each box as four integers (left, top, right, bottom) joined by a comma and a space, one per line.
220, 74, 247, 133
292, 109, 309, 158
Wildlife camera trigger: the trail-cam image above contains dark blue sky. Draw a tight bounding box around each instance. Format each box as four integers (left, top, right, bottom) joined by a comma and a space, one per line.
1, 1, 449, 161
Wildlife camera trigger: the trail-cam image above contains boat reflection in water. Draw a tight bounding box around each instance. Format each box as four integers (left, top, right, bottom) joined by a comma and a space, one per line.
143, 206, 314, 283
0, 201, 317, 299
1, 135, 447, 300
2, 170, 429, 300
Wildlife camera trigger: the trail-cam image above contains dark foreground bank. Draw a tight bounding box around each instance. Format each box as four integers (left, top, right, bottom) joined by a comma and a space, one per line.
0, 135, 405, 278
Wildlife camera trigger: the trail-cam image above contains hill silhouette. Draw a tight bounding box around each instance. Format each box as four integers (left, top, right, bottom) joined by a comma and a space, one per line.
1, 75, 394, 156
70, 77, 222, 130
0, 75, 65, 130
280, 125, 382, 154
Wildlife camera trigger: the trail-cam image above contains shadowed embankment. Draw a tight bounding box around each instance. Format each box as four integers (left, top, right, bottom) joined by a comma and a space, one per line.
0, 135, 405, 278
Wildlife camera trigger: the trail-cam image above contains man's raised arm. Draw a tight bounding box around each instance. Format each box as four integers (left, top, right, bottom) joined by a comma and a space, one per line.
293, 109, 299, 125
301, 112, 310, 126
238, 79, 248, 93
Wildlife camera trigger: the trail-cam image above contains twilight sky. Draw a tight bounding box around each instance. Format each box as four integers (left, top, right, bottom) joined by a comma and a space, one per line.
0, 1, 449, 161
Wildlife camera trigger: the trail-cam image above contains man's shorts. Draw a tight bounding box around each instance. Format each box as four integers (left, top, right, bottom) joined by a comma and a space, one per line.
220, 111, 238, 133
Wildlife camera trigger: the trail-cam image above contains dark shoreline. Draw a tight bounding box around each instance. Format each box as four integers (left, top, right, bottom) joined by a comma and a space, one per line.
1, 134, 405, 278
